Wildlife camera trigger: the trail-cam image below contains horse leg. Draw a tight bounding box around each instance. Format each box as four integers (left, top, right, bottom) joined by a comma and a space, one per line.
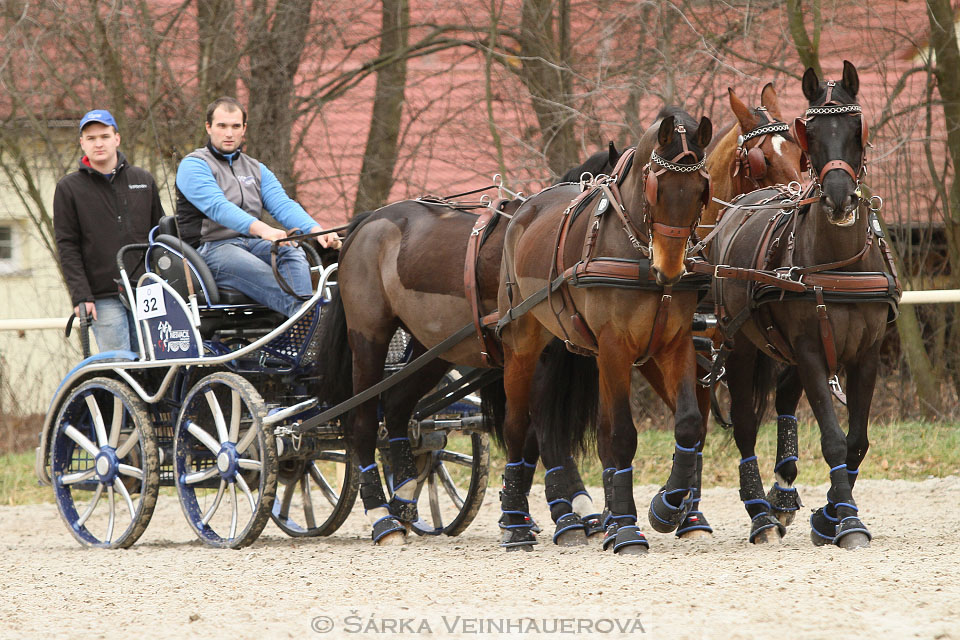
645, 339, 703, 538
381, 352, 451, 529
833, 343, 881, 549
726, 344, 785, 543
499, 343, 542, 550
596, 343, 648, 555
495, 421, 540, 534
348, 328, 407, 545
645, 361, 714, 539
766, 366, 804, 527
793, 341, 870, 549
564, 457, 603, 538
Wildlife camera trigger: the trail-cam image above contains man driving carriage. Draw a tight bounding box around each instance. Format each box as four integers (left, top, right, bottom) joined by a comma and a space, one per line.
175, 96, 338, 317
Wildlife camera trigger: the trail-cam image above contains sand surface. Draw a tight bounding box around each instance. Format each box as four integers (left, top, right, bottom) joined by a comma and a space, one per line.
2, 477, 958, 639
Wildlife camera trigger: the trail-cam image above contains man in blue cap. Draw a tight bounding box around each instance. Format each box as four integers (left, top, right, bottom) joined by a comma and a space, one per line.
53, 109, 165, 353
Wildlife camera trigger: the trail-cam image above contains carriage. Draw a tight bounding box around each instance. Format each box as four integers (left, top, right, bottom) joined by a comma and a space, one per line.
34, 217, 495, 549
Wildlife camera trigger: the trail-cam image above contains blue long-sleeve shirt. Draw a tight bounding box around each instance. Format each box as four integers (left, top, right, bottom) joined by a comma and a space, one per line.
176, 155, 317, 236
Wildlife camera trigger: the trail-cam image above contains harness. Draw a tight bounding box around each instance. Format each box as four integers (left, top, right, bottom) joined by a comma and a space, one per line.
731, 108, 792, 193
495, 126, 711, 363
696, 93, 898, 381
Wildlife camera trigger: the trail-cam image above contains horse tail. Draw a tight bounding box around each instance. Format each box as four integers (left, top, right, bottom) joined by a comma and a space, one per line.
314, 287, 353, 405
533, 340, 599, 462
480, 377, 507, 450
751, 351, 776, 426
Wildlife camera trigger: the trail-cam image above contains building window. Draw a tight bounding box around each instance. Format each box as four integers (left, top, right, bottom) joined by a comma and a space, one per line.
0, 225, 17, 273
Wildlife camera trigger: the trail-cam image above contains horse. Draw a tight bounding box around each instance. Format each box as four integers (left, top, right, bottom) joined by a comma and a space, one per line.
683, 82, 807, 529
706, 61, 899, 548
313, 149, 620, 546
700, 83, 804, 235
496, 106, 712, 554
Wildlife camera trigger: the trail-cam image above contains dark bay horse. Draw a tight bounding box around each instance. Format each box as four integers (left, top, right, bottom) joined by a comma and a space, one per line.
314, 151, 620, 545
689, 82, 807, 532
707, 61, 899, 548
497, 107, 712, 554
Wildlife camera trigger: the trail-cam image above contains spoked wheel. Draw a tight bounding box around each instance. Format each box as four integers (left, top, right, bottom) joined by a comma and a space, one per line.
174, 372, 277, 549
51, 377, 159, 548
385, 430, 489, 536
271, 450, 359, 537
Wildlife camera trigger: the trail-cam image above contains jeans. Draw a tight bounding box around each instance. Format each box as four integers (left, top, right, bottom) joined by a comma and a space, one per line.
92, 297, 137, 353
199, 236, 313, 317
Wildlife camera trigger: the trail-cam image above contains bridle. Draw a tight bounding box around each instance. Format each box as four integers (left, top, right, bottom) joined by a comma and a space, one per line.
641, 123, 712, 252
732, 107, 791, 190
793, 81, 869, 188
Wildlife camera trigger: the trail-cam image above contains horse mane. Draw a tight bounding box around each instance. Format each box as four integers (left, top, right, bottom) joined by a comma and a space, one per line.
652, 106, 706, 162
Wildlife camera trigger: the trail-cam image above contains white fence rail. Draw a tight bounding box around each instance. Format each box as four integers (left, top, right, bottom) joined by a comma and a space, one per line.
1, 290, 959, 333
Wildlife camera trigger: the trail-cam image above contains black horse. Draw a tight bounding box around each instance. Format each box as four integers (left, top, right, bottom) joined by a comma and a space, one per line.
707, 61, 899, 548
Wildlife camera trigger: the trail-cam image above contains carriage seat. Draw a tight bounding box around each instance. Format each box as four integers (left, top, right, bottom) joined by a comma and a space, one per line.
149, 216, 259, 307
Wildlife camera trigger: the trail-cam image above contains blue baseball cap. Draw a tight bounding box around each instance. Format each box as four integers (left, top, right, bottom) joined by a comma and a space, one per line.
79, 109, 118, 133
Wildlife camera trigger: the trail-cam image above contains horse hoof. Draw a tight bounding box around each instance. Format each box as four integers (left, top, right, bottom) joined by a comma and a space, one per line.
836, 532, 870, 550
678, 529, 712, 540
752, 528, 784, 545
375, 530, 407, 546
614, 544, 648, 556
504, 543, 536, 552
555, 529, 588, 547
775, 510, 796, 527
810, 529, 832, 546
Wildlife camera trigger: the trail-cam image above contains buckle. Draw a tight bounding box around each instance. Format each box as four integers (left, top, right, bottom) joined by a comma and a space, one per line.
714, 264, 729, 279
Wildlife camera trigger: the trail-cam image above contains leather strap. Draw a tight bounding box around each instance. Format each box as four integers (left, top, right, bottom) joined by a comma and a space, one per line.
464, 206, 503, 366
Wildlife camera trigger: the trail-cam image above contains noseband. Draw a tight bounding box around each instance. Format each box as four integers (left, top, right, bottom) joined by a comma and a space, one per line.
642, 124, 711, 244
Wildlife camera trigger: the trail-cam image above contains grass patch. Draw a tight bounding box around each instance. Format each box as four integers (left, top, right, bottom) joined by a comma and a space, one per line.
3, 421, 958, 507
486, 420, 960, 489
1, 451, 54, 506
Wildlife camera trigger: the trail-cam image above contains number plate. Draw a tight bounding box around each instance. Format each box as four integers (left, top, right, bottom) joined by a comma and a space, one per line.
136, 283, 167, 319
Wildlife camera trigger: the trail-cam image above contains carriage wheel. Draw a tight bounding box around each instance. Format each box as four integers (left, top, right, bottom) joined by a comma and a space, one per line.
271, 449, 359, 537
385, 430, 489, 537
174, 372, 277, 549
51, 377, 159, 549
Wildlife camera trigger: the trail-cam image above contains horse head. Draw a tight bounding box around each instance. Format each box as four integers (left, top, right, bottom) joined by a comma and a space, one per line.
633, 108, 712, 285
794, 60, 868, 226
727, 84, 804, 191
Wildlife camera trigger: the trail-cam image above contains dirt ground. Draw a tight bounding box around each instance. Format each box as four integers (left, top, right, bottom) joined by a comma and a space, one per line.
1, 476, 958, 640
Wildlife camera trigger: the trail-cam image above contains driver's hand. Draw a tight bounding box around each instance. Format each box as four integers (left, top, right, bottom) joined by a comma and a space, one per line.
74, 301, 97, 321
250, 220, 287, 243
310, 225, 342, 249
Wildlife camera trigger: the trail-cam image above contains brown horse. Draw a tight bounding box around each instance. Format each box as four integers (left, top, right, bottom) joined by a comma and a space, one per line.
700, 83, 804, 236
313, 152, 620, 545
707, 61, 899, 548
497, 107, 712, 554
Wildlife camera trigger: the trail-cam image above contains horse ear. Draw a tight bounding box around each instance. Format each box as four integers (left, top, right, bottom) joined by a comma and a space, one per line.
841, 60, 859, 99
657, 115, 676, 147
760, 82, 782, 119
802, 67, 821, 102
608, 140, 621, 167
696, 116, 713, 149
727, 88, 754, 133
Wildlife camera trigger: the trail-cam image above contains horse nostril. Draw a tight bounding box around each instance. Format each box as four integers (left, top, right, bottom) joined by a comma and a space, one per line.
845, 194, 858, 212
823, 195, 837, 212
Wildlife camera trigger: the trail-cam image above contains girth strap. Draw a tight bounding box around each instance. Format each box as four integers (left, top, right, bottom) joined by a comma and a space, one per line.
464, 205, 504, 367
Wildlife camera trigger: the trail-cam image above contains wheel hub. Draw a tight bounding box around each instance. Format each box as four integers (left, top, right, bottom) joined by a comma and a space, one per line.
216, 442, 239, 479
94, 448, 119, 483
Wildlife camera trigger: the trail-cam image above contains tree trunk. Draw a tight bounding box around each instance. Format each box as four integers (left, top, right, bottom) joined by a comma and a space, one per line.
197, 0, 239, 109
518, 0, 578, 178
926, 0, 960, 403
786, 0, 822, 76
353, 0, 409, 215
245, 0, 313, 195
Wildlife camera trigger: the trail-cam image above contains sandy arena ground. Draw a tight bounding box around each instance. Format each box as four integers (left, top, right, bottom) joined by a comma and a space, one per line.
1, 476, 958, 640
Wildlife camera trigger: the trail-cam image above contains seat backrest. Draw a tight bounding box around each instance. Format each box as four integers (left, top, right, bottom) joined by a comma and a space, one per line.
148, 235, 220, 305
158, 215, 179, 237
